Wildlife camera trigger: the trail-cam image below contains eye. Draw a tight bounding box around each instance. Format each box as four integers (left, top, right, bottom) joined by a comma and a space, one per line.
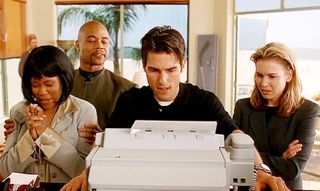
269, 75, 277, 78
148, 68, 158, 72
168, 68, 177, 72
87, 37, 96, 43
255, 73, 262, 78
31, 83, 39, 88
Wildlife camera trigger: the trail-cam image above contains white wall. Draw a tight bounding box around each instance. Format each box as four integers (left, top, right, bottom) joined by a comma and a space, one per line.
26, 0, 57, 46
189, 0, 234, 112
26, 0, 235, 112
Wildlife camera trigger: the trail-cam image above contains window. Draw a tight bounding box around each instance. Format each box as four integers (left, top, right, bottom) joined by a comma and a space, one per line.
285, 0, 320, 8
235, 1, 320, 189
235, 0, 281, 13
56, 3, 189, 86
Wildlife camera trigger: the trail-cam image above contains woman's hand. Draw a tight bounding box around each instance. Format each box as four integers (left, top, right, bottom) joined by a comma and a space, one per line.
25, 104, 47, 140
282, 139, 302, 159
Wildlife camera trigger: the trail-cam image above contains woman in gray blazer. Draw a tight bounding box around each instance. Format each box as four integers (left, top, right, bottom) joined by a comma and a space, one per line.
0, 45, 97, 183
233, 42, 320, 190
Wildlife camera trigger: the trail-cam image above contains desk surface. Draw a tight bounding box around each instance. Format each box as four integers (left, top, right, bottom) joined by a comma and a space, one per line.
40, 182, 65, 190
0, 182, 318, 191
0, 182, 64, 191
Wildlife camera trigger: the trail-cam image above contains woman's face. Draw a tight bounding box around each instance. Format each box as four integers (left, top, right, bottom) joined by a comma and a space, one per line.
31, 75, 62, 110
254, 58, 292, 106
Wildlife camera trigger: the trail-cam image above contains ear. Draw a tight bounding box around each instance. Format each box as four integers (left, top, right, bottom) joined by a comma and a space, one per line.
75, 40, 80, 50
180, 59, 186, 73
143, 63, 147, 73
286, 69, 293, 82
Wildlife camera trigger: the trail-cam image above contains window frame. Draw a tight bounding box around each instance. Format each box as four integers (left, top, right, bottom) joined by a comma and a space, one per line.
55, 0, 188, 5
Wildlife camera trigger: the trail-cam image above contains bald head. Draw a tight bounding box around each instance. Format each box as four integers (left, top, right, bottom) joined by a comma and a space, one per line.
76, 20, 110, 72
78, 20, 109, 40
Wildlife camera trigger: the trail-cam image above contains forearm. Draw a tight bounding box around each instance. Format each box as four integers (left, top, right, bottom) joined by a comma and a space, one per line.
260, 152, 303, 180
0, 134, 37, 177
48, 143, 87, 178
37, 128, 87, 177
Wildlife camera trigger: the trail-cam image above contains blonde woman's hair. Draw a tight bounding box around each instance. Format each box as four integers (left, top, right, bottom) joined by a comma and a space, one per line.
250, 42, 304, 117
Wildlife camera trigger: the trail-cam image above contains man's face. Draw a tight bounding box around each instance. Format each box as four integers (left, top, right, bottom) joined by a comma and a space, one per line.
77, 23, 109, 72
144, 52, 184, 102
30, 39, 38, 49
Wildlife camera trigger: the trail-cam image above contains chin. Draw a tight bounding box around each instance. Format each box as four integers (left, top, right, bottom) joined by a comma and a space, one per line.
159, 97, 174, 102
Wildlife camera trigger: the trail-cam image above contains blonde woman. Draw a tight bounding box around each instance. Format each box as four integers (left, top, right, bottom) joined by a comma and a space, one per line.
233, 42, 320, 190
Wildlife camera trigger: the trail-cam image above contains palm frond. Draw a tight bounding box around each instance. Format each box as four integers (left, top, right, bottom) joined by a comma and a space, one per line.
58, 4, 147, 74
58, 6, 94, 35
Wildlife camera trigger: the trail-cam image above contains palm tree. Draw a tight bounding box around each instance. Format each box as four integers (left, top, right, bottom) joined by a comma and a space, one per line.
58, 5, 145, 75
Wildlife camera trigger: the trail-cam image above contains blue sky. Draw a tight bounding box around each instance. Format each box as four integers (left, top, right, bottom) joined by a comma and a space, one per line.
58, 4, 188, 48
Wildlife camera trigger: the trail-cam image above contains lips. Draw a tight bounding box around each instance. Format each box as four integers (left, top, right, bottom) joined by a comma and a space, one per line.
260, 89, 271, 96
92, 51, 106, 58
157, 86, 170, 93
38, 99, 52, 105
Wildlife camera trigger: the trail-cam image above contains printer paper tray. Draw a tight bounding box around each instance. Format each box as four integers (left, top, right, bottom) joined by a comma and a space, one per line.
88, 165, 229, 191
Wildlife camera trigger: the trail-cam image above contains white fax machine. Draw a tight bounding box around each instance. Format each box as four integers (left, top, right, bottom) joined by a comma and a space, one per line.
86, 120, 255, 191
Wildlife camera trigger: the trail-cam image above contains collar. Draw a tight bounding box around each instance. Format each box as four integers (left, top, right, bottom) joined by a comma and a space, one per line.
79, 68, 103, 81
50, 96, 77, 128
155, 97, 173, 106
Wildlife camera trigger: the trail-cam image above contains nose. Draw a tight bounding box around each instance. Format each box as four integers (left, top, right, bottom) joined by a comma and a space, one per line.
38, 85, 48, 95
96, 40, 106, 49
159, 72, 168, 84
260, 77, 269, 87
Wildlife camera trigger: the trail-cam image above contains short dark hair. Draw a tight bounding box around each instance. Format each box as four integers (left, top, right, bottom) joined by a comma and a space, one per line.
140, 26, 186, 67
22, 45, 74, 104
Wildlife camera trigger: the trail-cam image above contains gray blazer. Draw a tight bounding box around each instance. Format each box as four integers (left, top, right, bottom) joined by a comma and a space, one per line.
0, 95, 97, 183
233, 98, 320, 190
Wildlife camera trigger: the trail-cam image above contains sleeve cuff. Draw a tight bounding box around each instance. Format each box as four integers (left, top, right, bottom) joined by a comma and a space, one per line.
16, 132, 36, 162
35, 128, 64, 159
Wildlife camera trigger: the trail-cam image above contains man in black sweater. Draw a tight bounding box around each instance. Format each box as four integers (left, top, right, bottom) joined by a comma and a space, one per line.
61, 26, 289, 191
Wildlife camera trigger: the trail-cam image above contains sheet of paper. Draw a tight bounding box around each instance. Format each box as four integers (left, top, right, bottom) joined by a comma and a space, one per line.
3, 172, 38, 184
3, 172, 39, 191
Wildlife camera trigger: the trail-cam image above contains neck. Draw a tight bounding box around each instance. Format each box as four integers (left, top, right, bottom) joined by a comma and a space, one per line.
80, 63, 104, 72
43, 105, 59, 116
42, 105, 59, 127
267, 101, 279, 107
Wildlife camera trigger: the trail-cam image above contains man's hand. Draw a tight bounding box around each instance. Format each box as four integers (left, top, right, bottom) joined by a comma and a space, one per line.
60, 168, 89, 191
255, 170, 290, 191
4, 118, 15, 140
0, 144, 4, 155
282, 139, 302, 159
79, 123, 102, 145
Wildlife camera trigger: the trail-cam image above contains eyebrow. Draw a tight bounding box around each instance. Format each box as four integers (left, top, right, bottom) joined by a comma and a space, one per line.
256, 71, 278, 75
147, 66, 178, 70
86, 35, 108, 39
165, 66, 178, 71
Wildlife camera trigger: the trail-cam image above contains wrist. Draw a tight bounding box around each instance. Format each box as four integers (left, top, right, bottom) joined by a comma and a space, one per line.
254, 163, 272, 175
